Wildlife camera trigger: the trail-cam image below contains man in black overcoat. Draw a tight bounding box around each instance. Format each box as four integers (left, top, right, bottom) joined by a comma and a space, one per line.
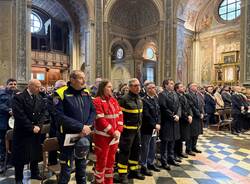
12, 79, 47, 184
158, 79, 181, 169
174, 83, 193, 158
185, 82, 204, 156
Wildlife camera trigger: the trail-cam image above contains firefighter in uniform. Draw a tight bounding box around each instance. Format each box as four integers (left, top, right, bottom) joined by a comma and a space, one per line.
117, 78, 145, 183
93, 80, 123, 184
54, 70, 96, 184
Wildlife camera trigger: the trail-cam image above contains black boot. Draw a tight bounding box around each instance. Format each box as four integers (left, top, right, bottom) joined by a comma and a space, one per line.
128, 170, 145, 180
118, 173, 129, 184
141, 166, 153, 176
148, 164, 160, 172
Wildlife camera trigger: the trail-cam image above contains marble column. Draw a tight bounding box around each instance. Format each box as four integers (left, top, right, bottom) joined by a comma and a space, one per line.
0, 0, 13, 85
241, 0, 250, 87
164, 0, 174, 80
16, 0, 31, 86
95, 0, 103, 78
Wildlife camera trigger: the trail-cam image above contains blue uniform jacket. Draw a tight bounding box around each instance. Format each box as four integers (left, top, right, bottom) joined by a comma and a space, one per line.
54, 84, 96, 146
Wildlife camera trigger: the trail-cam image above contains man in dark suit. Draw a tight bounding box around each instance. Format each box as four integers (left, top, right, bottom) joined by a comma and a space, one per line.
12, 79, 47, 184
231, 85, 245, 134
159, 79, 181, 170
140, 82, 161, 176
174, 83, 193, 158
204, 85, 216, 128
185, 82, 204, 156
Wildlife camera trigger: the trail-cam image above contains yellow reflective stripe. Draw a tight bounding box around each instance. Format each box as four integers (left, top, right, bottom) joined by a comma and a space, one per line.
118, 169, 128, 173
128, 160, 139, 165
123, 125, 138, 129
67, 160, 71, 167
60, 125, 63, 133
103, 124, 112, 132
96, 113, 105, 119
56, 86, 68, 100
121, 107, 143, 113
84, 89, 90, 94
65, 94, 73, 97
130, 166, 140, 170
117, 163, 128, 169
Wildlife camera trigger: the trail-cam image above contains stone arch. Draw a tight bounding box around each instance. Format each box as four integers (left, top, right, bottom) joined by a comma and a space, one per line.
104, 0, 164, 22
109, 37, 133, 56
134, 37, 158, 59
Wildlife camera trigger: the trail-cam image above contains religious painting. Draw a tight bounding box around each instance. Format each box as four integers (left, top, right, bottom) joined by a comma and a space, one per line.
224, 66, 234, 82
222, 51, 238, 64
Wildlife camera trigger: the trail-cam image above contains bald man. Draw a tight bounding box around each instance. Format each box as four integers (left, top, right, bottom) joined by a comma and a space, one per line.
12, 79, 48, 184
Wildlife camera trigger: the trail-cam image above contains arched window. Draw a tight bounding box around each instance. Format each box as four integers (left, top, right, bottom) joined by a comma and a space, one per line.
30, 12, 42, 33
218, 0, 241, 21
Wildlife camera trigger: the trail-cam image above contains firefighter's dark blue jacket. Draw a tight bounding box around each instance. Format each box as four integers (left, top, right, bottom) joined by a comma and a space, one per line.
54, 83, 96, 145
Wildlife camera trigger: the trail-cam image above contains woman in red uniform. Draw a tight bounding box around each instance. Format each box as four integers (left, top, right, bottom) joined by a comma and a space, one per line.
93, 80, 123, 184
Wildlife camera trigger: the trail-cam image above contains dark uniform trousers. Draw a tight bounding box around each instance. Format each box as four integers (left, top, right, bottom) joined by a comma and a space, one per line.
160, 140, 175, 164
15, 161, 39, 181
58, 148, 87, 184
186, 135, 199, 152
117, 129, 140, 174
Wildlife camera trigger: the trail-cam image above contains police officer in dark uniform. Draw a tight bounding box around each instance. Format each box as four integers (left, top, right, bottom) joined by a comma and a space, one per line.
12, 79, 47, 184
117, 78, 145, 183
158, 79, 181, 169
54, 70, 96, 184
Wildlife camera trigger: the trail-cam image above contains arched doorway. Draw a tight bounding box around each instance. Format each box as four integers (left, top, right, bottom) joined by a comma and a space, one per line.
104, 0, 163, 88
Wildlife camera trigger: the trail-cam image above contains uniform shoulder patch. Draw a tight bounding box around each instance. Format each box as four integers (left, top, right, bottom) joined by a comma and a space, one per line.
53, 96, 60, 105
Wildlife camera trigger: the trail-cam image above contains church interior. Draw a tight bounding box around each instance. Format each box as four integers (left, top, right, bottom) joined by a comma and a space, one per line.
0, 0, 250, 184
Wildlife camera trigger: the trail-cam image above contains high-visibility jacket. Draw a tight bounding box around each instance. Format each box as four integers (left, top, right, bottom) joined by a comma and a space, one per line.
93, 96, 123, 137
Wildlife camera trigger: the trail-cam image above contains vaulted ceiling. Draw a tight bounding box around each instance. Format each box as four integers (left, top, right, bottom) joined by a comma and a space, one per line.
176, 0, 211, 31
109, 0, 160, 31
32, 0, 89, 29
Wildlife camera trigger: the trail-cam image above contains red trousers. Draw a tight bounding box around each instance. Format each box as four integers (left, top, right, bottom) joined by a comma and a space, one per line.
94, 135, 118, 184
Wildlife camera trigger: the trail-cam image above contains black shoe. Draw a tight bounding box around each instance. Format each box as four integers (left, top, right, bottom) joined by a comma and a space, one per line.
118, 174, 129, 184
148, 164, 160, 172
128, 171, 145, 180
179, 153, 188, 158
161, 163, 171, 170
168, 160, 180, 166
186, 151, 196, 156
231, 131, 239, 135
31, 174, 43, 180
141, 166, 153, 176
192, 148, 202, 153
174, 157, 182, 163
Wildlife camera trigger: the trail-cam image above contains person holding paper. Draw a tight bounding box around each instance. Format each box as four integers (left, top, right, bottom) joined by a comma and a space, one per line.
54, 70, 96, 184
93, 79, 123, 184
140, 82, 161, 176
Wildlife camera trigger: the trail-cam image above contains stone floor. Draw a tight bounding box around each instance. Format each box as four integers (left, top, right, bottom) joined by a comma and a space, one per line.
1, 129, 250, 184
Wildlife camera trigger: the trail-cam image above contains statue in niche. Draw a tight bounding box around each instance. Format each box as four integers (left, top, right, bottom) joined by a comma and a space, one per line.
217, 69, 223, 81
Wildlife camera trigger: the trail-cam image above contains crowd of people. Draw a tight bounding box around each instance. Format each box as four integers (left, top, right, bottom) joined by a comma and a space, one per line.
0, 71, 249, 184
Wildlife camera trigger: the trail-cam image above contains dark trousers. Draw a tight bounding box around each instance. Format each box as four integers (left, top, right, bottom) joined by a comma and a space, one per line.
140, 134, 156, 167
15, 161, 39, 182
117, 129, 140, 173
206, 113, 215, 127
174, 139, 183, 156
0, 130, 7, 162
232, 114, 243, 132
58, 157, 87, 184
186, 135, 198, 152
160, 140, 175, 165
